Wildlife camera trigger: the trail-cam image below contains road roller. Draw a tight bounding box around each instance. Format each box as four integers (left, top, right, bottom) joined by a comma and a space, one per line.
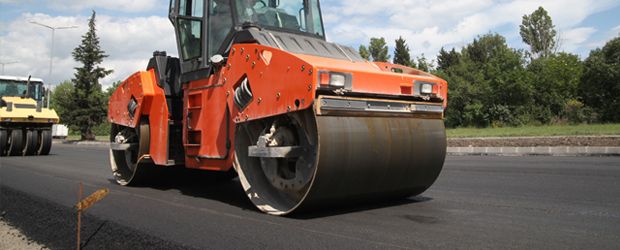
0, 75, 58, 156
108, 0, 448, 215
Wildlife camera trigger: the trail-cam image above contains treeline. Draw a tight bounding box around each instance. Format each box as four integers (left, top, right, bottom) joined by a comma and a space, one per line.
359, 7, 620, 128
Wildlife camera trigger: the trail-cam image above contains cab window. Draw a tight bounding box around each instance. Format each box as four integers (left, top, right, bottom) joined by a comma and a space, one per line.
234, 0, 325, 37
178, 0, 204, 60
208, 0, 234, 57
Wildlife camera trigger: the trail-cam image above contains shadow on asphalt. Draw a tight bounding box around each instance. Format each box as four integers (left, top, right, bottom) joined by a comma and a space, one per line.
107, 167, 257, 212
106, 167, 435, 219
289, 196, 433, 220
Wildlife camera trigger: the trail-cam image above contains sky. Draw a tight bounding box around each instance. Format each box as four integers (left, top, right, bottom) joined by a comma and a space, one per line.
1, 0, 619, 89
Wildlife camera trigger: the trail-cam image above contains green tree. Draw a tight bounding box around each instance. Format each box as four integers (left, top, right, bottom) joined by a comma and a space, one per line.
369, 37, 390, 62
105, 81, 122, 101
520, 6, 557, 58
50, 80, 74, 122
358, 45, 370, 60
437, 48, 460, 70
439, 33, 532, 127
415, 54, 432, 72
527, 53, 584, 123
579, 36, 620, 122
393, 36, 412, 67
65, 11, 113, 140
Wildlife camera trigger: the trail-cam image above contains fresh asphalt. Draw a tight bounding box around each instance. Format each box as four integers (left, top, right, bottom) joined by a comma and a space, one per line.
0, 144, 619, 249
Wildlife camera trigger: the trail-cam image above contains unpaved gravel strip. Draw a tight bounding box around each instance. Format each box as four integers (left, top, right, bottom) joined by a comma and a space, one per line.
0, 186, 195, 250
0, 219, 48, 250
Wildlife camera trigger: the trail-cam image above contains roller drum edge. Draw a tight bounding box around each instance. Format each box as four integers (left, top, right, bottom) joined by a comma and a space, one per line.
299, 116, 447, 211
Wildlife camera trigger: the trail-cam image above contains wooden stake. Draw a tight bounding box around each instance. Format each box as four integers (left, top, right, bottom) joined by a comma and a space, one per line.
77, 182, 83, 250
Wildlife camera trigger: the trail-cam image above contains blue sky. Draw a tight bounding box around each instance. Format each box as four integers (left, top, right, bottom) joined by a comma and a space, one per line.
1, 0, 619, 87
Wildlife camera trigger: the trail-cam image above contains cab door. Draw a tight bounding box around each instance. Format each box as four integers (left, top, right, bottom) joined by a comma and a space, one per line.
170, 0, 207, 76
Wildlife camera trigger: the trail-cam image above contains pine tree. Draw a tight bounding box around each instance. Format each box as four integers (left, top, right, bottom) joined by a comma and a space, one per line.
67, 11, 112, 141
415, 54, 431, 72
358, 45, 370, 60
520, 6, 557, 58
437, 47, 461, 70
369, 37, 390, 62
393, 36, 412, 67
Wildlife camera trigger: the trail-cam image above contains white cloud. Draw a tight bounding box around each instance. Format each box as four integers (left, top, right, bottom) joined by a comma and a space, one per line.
45, 0, 159, 13
323, 0, 620, 59
579, 25, 620, 52
0, 12, 176, 89
560, 27, 597, 52
2, 0, 619, 86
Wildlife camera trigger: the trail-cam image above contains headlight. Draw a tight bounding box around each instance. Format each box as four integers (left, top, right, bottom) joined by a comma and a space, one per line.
414, 80, 439, 97
420, 83, 433, 94
330, 73, 346, 87
319, 71, 352, 89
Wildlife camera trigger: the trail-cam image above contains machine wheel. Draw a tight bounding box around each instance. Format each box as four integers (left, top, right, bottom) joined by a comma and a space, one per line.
23, 130, 39, 156
37, 130, 52, 155
109, 121, 152, 186
234, 110, 319, 215
0, 130, 7, 156
7, 129, 24, 156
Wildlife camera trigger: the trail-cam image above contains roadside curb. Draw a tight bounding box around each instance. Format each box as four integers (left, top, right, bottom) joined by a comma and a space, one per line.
448, 146, 620, 156
448, 135, 620, 140
52, 140, 620, 156
52, 140, 110, 148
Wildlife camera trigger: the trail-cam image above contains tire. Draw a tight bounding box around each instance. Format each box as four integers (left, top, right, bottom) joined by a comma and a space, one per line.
37, 130, 52, 155
7, 129, 24, 156
23, 130, 39, 156
0, 130, 7, 156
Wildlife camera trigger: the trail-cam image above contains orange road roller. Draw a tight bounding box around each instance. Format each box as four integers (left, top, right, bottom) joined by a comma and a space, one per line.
108, 0, 448, 215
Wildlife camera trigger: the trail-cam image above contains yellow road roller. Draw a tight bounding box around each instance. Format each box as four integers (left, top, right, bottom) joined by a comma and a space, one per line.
0, 75, 59, 156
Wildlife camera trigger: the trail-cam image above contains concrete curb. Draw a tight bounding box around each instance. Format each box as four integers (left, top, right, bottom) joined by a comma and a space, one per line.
53, 141, 620, 157
448, 135, 620, 140
52, 140, 110, 148
448, 146, 620, 156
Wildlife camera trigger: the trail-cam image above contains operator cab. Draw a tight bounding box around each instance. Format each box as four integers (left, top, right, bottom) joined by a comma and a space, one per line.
0, 76, 45, 101
169, 0, 342, 79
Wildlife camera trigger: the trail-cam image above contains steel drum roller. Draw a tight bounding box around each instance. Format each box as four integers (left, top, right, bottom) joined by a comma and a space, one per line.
235, 109, 446, 215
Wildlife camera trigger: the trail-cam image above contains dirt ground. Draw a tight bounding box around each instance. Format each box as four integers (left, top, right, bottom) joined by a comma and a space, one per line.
448, 136, 620, 147
0, 219, 47, 250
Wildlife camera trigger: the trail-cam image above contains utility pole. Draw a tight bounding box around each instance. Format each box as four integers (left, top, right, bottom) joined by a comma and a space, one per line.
29, 21, 78, 107
0, 61, 18, 75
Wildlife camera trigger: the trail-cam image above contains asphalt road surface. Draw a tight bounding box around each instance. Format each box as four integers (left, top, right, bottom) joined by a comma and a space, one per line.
1, 144, 619, 249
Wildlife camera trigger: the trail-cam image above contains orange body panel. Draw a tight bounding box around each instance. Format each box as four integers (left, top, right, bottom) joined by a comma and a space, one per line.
108, 69, 169, 165
182, 73, 235, 171
374, 62, 449, 108
295, 54, 448, 108
223, 45, 317, 123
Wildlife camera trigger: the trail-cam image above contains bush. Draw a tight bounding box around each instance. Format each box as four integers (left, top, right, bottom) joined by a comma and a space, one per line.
580, 36, 620, 122
563, 99, 597, 124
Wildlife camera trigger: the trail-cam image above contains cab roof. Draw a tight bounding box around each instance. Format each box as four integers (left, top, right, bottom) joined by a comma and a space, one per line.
0, 75, 44, 83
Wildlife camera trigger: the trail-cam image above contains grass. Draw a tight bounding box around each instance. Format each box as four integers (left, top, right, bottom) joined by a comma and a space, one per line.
447, 123, 620, 138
